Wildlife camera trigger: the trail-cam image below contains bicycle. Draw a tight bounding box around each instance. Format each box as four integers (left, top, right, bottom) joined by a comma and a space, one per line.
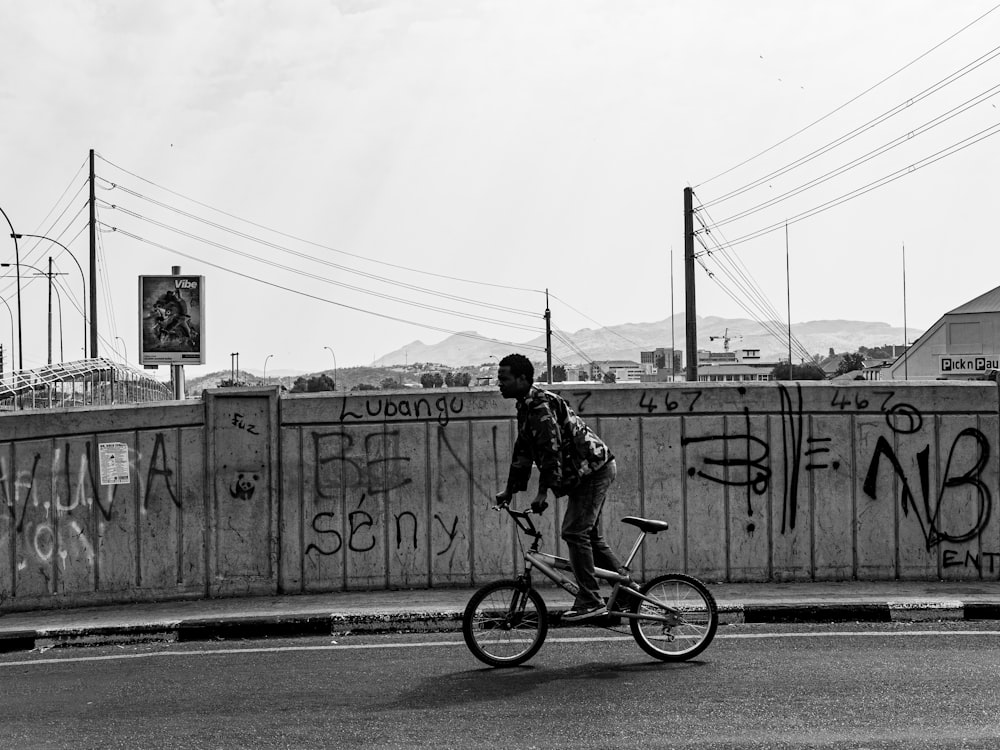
462, 501, 719, 668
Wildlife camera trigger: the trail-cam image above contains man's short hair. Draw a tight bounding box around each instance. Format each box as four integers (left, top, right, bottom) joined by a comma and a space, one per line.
499, 353, 534, 383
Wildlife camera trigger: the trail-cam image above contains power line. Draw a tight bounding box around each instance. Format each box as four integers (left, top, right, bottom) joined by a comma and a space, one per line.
690, 193, 813, 360
99, 222, 547, 353
100, 183, 540, 319
702, 120, 1000, 251
706, 81, 1000, 229
547, 292, 642, 347
28, 157, 89, 236
701, 44, 1000, 213
694, 2, 1000, 189
96, 204, 120, 353
99, 199, 543, 334
95, 153, 543, 294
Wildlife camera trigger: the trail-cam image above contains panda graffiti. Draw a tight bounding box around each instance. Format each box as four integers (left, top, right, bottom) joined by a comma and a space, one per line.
229, 473, 259, 501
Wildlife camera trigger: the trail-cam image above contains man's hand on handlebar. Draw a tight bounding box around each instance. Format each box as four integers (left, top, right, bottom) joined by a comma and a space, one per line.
495, 489, 548, 515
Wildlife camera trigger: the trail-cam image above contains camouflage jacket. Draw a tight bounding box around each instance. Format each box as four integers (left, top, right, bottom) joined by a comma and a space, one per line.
507, 386, 613, 498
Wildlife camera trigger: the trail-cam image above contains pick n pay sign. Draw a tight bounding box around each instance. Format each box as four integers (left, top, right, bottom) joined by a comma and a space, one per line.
940, 356, 1000, 374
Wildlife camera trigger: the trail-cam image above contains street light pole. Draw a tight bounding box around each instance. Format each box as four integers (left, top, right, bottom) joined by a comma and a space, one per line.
323, 346, 337, 390
47, 257, 52, 364
263, 354, 273, 385
1, 260, 65, 365
115, 336, 128, 364
0, 296, 13, 372
13, 233, 87, 360
0, 209, 23, 370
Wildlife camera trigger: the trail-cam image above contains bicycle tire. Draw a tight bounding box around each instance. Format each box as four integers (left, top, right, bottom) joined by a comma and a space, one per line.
629, 573, 718, 661
462, 580, 548, 668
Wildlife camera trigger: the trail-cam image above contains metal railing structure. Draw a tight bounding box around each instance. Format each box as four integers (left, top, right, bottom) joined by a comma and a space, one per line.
0, 358, 173, 410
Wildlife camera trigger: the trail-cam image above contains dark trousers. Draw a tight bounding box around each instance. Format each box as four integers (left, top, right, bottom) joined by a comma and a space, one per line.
561, 459, 622, 608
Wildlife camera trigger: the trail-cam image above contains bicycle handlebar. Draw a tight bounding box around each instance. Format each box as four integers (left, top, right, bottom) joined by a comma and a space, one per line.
493, 493, 546, 515
492, 503, 544, 516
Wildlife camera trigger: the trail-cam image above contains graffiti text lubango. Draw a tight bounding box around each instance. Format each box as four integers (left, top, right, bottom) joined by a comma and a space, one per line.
339, 395, 464, 426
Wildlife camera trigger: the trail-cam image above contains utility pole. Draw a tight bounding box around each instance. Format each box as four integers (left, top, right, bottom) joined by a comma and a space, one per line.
20, 258, 66, 365
785, 222, 793, 377
544, 289, 552, 384
684, 187, 698, 381
89, 149, 97, 358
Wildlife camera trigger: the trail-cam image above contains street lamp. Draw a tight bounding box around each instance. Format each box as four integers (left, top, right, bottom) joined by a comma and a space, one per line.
263, 354, 273, 385
323, 346, 337, 391
1, 260, 64, 365
0, 296, 13, 371
13, 234, 87, 360
0, 209, 23, 370
115, 336, 128, 364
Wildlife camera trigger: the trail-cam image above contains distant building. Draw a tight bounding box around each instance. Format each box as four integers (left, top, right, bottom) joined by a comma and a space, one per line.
640, 347, 682, 381
888, 285, 1000, 380
694, 348, 774, 383
590, 360, 644, 382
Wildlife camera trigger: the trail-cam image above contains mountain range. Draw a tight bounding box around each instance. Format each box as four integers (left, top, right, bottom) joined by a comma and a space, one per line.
182, 316, 921, 395
374, 315, 922, 368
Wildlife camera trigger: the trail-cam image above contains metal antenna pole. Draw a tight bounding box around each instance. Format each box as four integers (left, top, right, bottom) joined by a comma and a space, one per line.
903, 242, 908, 380
670, 246, 676, 381
786, 222, 793, 378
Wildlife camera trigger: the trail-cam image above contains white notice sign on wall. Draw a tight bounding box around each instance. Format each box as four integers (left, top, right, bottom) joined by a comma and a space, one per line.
98, 442, 131, 485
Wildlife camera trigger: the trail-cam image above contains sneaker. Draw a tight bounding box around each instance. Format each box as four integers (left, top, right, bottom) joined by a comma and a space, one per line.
562, 604, 609, 622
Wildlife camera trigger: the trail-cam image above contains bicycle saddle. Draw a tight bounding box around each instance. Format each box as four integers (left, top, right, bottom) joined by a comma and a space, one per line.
621, 516, 670, 534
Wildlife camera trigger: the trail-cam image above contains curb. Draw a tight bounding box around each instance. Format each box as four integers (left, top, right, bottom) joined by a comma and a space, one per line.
722, 600, 972, 624
2, 601, 998, 654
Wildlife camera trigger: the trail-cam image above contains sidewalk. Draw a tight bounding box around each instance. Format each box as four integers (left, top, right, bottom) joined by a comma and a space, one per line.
2, 580, 999, 653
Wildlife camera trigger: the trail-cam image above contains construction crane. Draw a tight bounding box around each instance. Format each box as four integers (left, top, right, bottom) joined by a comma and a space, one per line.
708, 328, 742, 352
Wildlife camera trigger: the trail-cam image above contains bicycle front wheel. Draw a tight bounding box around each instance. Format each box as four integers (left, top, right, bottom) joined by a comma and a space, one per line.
630, 573, 718, 661
462, 580, 548, 668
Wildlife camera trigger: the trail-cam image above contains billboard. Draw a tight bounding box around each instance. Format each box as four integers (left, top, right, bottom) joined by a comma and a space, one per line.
139, 275, 205, 365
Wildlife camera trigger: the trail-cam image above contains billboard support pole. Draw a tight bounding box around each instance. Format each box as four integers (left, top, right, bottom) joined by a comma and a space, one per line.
171, 265, 185, 400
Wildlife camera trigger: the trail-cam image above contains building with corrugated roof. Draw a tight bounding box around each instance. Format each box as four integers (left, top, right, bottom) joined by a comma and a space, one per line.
888, 285, 1000, 380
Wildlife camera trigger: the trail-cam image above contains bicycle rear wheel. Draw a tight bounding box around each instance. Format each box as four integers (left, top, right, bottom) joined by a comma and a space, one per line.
462, 580, 548, 668
629, 573, 718, 661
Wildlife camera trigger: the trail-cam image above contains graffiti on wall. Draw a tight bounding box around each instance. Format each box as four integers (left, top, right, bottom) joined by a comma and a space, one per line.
337, 394, 468, 427
0, 434, 183, 581
678, 384, 836, 534
303, 425, 499, 567
4, 383, 998, 607
670, 383, 994, 568
863, 428, 991, 551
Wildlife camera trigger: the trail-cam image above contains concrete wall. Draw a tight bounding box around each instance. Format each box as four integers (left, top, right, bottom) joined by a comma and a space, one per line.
1, 381, 997, 611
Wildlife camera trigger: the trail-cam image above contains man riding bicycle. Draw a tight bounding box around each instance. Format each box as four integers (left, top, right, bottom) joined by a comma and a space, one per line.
494, 353, 627, 622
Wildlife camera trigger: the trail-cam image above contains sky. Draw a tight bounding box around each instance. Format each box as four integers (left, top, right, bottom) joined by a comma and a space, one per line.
1, 0, 999, 380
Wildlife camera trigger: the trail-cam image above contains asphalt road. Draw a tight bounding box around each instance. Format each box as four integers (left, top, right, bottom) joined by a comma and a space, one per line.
3, 622, 1000, 749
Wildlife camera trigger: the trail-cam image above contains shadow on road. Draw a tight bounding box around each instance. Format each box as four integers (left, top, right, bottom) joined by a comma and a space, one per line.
387, 658, 710, 710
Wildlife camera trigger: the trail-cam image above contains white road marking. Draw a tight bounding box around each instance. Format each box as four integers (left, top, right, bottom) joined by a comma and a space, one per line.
718, 630, 1000, 639
2, 629, 999, 669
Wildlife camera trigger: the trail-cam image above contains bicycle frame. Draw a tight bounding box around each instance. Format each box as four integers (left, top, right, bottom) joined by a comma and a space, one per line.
504, 506, 681, 625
